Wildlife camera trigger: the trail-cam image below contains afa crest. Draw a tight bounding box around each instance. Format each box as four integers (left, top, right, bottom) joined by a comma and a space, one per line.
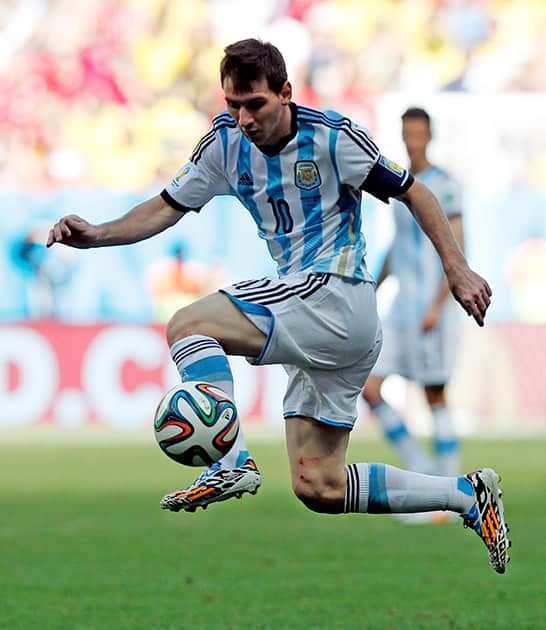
294, 161, 321, 190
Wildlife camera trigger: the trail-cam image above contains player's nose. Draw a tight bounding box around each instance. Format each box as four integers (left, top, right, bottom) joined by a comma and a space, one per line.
238, 107, 254, 129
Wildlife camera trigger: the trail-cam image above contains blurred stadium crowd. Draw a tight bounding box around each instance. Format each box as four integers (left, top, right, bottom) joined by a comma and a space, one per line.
1, 0, 545, 429
1, 0, 546, 192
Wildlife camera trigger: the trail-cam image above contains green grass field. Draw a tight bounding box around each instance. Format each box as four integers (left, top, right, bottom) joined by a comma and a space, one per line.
0, 434, 544, 629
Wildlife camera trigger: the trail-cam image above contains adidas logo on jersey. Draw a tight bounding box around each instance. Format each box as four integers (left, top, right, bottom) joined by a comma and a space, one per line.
238, 172, 254, 186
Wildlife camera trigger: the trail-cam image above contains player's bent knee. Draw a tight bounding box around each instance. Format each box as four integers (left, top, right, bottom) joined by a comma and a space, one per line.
363, 390, 381, 407
292, 479, 343, 515
424, 384, 446, 406
166, 311, 208, 346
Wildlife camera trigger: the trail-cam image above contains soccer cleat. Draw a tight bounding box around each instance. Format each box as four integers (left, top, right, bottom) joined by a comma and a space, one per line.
160, 458, 261, 513
461, 468, 510, 574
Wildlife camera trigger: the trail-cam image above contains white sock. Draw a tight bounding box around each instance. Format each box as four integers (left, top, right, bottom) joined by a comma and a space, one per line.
373, 401, 435, 473
345, 462, 474, 514
170, 334, 235, 397
170, 334, 249, 469
431, 403, 460, 477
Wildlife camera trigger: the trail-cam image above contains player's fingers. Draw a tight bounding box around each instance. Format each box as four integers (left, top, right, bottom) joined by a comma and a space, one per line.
60, 219, 72, 238
473, 292, 488, 317
53, 223, 63, 242
472, 309, 484, 327
64, 214, 81, 227
469, 299, 485, 326
460, 296, 483, 327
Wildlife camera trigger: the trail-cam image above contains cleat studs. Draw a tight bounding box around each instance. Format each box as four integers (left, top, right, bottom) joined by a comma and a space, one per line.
236, 492, 242, 498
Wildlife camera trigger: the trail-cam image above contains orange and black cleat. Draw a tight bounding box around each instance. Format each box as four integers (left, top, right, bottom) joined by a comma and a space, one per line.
160, 458, 261, 513
461, 468, 511, 574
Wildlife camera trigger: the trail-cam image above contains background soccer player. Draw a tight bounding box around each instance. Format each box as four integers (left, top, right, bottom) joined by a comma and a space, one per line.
47, 39, 508, 573
363, 108, 464, 492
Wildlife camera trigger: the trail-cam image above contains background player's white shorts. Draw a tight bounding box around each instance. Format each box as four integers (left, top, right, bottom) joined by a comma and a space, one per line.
221, 271, 382, 429
372, 301, 459, 385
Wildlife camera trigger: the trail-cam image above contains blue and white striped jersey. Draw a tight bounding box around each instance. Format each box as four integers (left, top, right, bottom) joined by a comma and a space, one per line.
389, 165, 462, 320
162, 104, 411, 281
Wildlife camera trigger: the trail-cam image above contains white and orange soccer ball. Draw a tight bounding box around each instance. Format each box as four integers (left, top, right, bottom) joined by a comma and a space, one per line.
154, 382, 239, 467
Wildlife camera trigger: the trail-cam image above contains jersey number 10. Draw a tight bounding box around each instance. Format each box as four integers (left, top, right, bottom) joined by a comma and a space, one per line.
267, 196, 293, 234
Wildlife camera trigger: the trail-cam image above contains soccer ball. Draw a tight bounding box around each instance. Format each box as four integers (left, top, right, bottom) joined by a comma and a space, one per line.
153, 381, 239, 467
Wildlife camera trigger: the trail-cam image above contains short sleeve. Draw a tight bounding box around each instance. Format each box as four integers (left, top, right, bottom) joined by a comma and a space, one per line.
162, 125, 231, 212
334, 118, 381, 189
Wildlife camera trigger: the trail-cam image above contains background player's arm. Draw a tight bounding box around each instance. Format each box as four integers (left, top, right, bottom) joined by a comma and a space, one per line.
396, 179, 491, 326
421, 214, 465, 331
47, 195, 184, 249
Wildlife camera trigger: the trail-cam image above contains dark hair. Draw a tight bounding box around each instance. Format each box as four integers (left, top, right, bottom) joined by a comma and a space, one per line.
401, 107, 431, 128
220, 38, 287, 93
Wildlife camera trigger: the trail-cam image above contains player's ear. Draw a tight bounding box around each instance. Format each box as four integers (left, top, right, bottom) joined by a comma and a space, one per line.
280, 81, 292, 104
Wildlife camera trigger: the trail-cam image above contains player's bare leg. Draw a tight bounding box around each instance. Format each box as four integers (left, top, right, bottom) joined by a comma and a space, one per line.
363, 376, 435, 474
286, 416, 349, 514
286, 416, 510, 573
165, 291, 266, 356
425, 384, 461, 477
160, 292, 264, 513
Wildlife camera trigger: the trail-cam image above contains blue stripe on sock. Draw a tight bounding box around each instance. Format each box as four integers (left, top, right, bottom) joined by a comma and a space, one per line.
385, 424, 409, 443
434, 438, 460, 454
457, 476, 474, 497
183, 356, 232, 384
368, 463, 390, 513
235, 449, 249, 467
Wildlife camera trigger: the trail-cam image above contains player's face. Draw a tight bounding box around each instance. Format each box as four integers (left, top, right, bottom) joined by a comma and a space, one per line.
223, 76, 292, 148
402, 119, 431, 160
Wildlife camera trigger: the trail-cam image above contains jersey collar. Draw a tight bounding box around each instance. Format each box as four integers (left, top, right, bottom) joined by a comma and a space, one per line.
257, 102, 298, 157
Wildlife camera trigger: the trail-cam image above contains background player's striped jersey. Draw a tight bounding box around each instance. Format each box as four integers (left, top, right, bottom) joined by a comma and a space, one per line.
388, 165, 462, 321
163, 104, 394, 281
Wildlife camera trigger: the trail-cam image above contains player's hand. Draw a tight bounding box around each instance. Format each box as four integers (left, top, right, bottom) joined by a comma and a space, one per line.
46, 214, 98, 249
446, 263, 492, 327
421, 305, 441, 332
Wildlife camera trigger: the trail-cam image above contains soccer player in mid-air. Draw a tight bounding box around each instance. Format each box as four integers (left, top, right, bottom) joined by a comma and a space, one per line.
47, 39, 510, 573
363, 108, 465, 523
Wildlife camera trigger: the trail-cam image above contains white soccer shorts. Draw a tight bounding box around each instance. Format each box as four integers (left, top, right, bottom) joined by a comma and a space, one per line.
221, 271, 382, 429
372, 301, 459, 385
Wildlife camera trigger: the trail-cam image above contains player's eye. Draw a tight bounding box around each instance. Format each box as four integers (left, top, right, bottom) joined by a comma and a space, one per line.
246, 100, 266, 111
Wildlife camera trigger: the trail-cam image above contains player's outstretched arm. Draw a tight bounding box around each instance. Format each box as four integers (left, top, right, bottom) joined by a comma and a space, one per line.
396, 180, 492, 326
46, 195, 184, 249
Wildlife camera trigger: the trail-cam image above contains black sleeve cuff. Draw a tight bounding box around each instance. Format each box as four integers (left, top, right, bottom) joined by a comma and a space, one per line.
361, 157, 414, 203
160, 189, 202, 213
